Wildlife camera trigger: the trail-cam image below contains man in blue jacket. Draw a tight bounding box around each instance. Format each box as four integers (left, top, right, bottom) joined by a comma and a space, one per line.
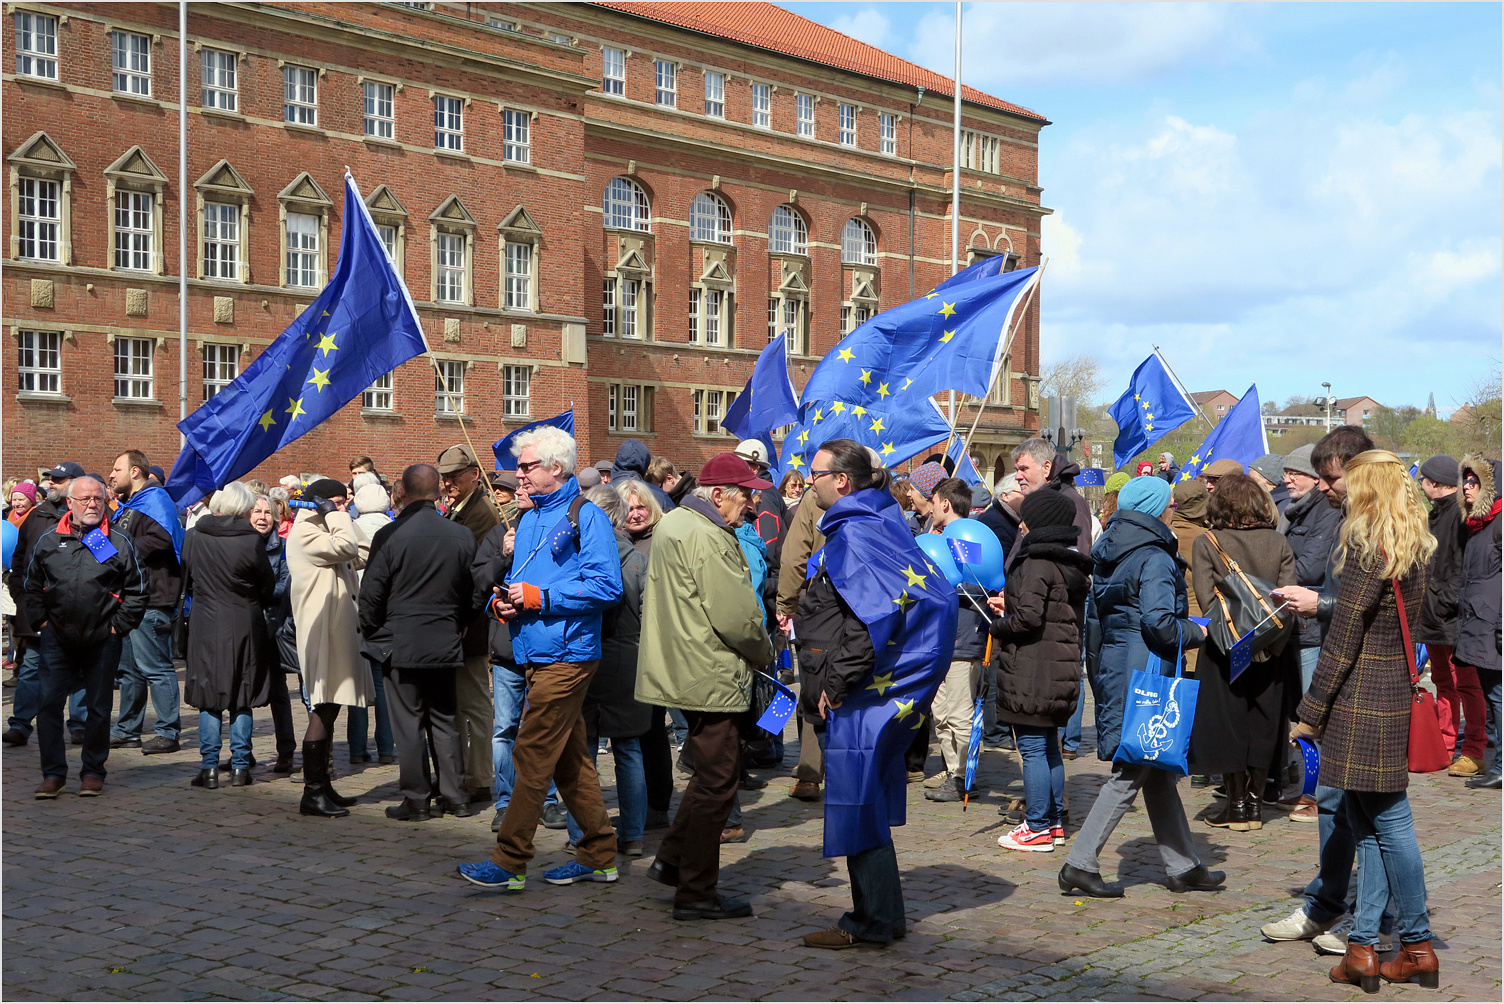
459, 427, 623, 892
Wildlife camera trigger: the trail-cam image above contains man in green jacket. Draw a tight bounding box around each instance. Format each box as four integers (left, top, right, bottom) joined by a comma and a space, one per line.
637, 453, 774, 922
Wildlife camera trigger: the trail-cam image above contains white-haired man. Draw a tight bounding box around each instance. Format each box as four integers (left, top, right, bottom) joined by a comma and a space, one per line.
458, 427, 625, 892
1008, 437, 1096, 559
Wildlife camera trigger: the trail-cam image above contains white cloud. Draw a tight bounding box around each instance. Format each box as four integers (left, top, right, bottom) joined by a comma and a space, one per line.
826, 6, 894, 51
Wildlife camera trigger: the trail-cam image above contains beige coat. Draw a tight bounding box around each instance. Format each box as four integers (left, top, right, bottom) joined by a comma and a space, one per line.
288, 509, 372, 707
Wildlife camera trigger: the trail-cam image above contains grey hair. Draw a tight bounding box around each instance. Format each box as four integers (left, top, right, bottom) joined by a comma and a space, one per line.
584, 485, 626, 529
1011, 437, 1056, 470
691, 484, 749, 504
66, 475, 107, 499
614, 479, 663, 526
210, 480, 256, 517
512, 426, 577, 477
268, 486, 289, 503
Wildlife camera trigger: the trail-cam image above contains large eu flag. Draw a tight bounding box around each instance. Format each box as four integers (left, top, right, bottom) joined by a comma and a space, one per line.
166, 174, 427, 509
1108, 352, 1199, 468
721, 333, 799, 447
818, 489, 958, 858
1178, 384, 1269, 483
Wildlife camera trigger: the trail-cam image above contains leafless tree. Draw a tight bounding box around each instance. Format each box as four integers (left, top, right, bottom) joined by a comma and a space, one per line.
1041, 352, 1106, 405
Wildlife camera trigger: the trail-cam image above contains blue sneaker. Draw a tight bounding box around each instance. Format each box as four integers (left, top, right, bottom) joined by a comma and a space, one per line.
543, 860, 618, 885
457, 860, 525, 892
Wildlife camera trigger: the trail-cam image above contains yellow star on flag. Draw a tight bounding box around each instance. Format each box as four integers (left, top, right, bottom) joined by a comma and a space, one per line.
901, 564, 927, 588
1134, 393, 1142, 401
923, 291, 938, 300
257, 409, 276, 433
922, 559, 938, 576
866, 672, 896, 695
893, 590, 914, 611
902, 377, 914, 391
859, 369, 872, 386
321, 310, 331, 317
1145, 423, 1153, 432
940, 329, 956, 343
797, 429, 810, 444
307, 367, 333, 392
316, 332, 339, 357
812, 408, 824, 424
1180, 471, 1193, 481
830, 400, 846, 415
910, 711, 926, 731
851, 405, 867, 418
790, 453, 806, 470
880, 442, 895, 457
285, 397, 306, 420
1189, 454, 1201, 465
893, 698, 916, 722
876, 382, 890, 399
938, 302, 957, 318
869, 416, 885, 434
837, 347, 855, 363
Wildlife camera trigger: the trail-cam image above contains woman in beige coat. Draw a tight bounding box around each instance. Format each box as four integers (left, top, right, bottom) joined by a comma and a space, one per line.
286, 479, 371, 817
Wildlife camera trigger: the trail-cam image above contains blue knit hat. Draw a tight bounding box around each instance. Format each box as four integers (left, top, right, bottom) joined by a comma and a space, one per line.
1118, 475, 1173, 517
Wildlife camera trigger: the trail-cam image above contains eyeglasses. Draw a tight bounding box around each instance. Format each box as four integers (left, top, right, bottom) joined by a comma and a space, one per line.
808, 469, 838, 482
516, 460, 544, 475
70, 497, 105, 508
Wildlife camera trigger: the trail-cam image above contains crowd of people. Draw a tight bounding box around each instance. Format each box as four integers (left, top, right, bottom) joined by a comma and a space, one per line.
2, 423, 1498, 975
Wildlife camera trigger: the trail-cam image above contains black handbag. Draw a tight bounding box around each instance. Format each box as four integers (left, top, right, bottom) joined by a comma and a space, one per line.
1202, 532, 1293, 662
170, 589, 190, 661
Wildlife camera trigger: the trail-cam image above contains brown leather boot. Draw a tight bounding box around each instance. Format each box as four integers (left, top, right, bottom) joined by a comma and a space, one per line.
1329, 942, 1380, 994
1381, 940, 1440, 988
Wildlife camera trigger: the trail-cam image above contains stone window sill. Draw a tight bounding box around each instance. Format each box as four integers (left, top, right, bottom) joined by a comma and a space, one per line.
361, 409, 402, 419
16, 391, 70, 404
113, 397, 162, 409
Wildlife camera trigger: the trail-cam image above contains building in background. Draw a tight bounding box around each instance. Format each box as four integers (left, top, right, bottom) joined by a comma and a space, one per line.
1191, 389, 1240, 420
4, 1, 1048, 484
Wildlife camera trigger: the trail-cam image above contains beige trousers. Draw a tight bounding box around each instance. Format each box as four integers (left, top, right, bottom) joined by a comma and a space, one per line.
934, 659, 980, 778
457, 653, 494, 791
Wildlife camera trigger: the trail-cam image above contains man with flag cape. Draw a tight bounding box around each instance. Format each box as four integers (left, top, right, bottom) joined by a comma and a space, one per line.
794, 439, 957, 949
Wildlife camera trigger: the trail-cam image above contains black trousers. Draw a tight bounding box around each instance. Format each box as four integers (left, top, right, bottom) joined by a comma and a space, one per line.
266, 671, 297, 758
38, 629, 120, 781
641, 706, 674, 813
655, 711, 740, 904
841, 841, 905, 944
383, 663, 465, 807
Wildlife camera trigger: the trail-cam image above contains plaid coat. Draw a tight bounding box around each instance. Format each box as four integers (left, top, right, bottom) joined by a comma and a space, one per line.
1298, 557, 1427, 792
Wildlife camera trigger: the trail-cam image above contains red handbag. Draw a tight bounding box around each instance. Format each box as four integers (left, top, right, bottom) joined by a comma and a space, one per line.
1394, 579, 1450, 773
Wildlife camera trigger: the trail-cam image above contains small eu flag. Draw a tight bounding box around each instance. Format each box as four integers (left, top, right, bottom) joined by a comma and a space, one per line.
1075, 468, 1106, 487
947, 537, 982, 566
82, 527, 118, 563
756, 674, 798, 736
1229, 630, 1254, 682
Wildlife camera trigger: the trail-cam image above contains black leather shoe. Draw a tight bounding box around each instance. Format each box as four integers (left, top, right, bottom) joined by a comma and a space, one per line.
3, 728, 28, 747
645, 858, 680, 887
109, 735, 141, 749
385, 798, 432, 821
69, 729, 85, 746
270, 754, 295, 774
739, 772, 768, 790
444, 799, 478, 818
540, 803, 568, 829
378, 754, 398, 765
299, 785, 350, 818
1465, 772, 1502, 789
1058, 863, 1123, 898
1166, 864, 1225, 892
141, 736, 180, 755
229, 768, 252, 786
191, 768, 219, 789
322, 783, 357, 808
672, 896, 753, 921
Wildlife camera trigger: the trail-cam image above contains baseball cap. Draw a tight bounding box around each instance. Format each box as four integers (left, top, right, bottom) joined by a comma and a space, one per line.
43, 461, 85, 480
699, 453, 773, 490
734, 439, 771, 467
436, 445, 479, 475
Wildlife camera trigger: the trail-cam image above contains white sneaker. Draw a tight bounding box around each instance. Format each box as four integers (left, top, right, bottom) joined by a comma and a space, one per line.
923, 771, 952, 790
1312, 917, 1393, 955
1261, 907, 1333, 942
996, 821, 1056, 852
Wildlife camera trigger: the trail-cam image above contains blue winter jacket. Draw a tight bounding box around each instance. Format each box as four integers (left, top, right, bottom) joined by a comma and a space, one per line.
735, 521, 768, 621
1083, 508, 1205, 761
504, 478, 624, 664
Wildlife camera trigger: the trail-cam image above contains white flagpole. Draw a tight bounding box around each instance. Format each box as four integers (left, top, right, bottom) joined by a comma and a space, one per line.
178, 1, 188, 445
948, 0, 962, 427
1151, 343, 1214, 430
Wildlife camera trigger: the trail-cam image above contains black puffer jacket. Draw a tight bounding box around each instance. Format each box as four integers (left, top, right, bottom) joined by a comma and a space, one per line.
23, 511, 147, 650
796, 567, 875, 718
1416, 491, 1465, 645
989, 539, 1093, 727
7, 496, 61, 640
1455, 455, 1501, 672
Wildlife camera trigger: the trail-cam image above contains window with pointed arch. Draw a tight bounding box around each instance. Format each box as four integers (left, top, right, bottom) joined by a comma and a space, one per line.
841, 218, 877, 265
603, 177, 651, 231
768, 205, 807, 255
690, 192, 732, 244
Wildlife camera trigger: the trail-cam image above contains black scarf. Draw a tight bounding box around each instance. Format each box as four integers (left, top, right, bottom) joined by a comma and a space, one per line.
1021, 524, 1081, 549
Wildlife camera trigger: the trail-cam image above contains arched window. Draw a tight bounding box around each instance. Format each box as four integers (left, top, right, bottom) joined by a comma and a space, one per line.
602, 177, 650, 231
769, 205, 808, 255
841, 217, 877, 265
689, 191, 732, 243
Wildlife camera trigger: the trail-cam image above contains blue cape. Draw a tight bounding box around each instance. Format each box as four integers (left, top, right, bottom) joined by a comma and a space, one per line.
119, 484, 184, 560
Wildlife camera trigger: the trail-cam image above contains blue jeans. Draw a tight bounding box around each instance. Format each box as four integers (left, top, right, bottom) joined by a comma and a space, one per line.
566, 735, 647, 843
1063, 668, 1086, 752
8, 644, 85, 736
1479, 668, 1502, 772
37, 629, 120, 781
112, 608, 180, 741
668, 707, 689, 746
1014, 724, 1064, 831
199, 709, 253, 770
492, 662, 556, 811
1298, 646, 1321, 694
1303, 785, 1395, 931
347, 657, 395, 759
1345, 790, 1432, 945
839, 840, 905, 944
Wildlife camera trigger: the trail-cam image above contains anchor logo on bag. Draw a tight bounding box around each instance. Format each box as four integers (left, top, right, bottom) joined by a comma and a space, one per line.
1134, 678, 1183, 760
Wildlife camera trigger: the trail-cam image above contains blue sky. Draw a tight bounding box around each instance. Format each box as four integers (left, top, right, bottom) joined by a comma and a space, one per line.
783, 2, 1502, 413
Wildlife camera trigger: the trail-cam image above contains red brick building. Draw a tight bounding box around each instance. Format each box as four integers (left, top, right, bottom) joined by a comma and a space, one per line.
4, 1, 1049, 487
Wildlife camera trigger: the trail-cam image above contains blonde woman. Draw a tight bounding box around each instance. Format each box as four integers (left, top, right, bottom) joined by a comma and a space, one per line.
1292, 450, 1438, 992
617, 479, 664, 557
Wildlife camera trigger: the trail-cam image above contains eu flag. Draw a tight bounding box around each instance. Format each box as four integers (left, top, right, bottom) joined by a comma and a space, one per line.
817, 489, 958, 858
167, 174, 427, 508
722, 333, 799, 447
778, 393, 952, 475
1178, 384, 1269, 483
493, 408, 575, 471
1108, 353, 1199, 468
946, 437, 984, 488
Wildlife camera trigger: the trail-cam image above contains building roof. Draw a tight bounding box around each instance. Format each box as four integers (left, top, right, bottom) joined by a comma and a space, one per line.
1335, 396, 1380, 409
591, 2, 1047, 123
1191, 390, 1237, 403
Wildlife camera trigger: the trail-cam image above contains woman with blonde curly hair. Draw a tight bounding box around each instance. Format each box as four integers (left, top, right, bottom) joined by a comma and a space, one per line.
1293, 450, 1439, 992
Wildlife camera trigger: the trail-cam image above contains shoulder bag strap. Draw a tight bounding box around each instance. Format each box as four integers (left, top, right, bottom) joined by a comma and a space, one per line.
1207, 530, 1284, 628
1393, 577, 1420, 687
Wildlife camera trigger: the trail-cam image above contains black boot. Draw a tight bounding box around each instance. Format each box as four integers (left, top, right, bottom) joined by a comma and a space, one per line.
191, 768, 219, 789
1205, 771, 1248, 830
1244, 768, 1266, 830
1057, 863, 1123, 898
1166, 864, 1225, 892
299, 740, 350, 817
317, 741, 357, 807
229, 768, 253, 786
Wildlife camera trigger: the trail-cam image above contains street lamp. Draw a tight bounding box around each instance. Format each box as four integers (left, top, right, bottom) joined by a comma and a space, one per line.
1322, 382, 1332, 430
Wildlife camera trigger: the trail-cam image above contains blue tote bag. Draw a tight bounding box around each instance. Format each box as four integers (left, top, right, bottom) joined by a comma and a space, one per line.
1113, 626, 1199, 775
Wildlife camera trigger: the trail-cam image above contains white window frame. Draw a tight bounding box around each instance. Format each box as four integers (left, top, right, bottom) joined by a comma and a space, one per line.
201, 49, 238, 111
17, 329, 61, 395
841, 218, 878, 265
602, 278, 616, 337
202, 342, 240, 401
434, 94, 464, 151
619, 278, 640, 338
363, 371, 395, 411
880, 112, 896, 155
548, 32, 571, 45
839, 103, 856, 146
363, 80, 395, 139
284, 65, 318, 125
619, 383, 639, 431
688, 287, 699, 343
502, 108, 530, 163
502, 364, 530, 418
285, 212, 321, 287
111, 31, 152, 97
769, 294, 807, 355
435, 231, 466, 303
654, 60, 676, 107
689, 191, 732, 244
751, 82, 770, 129
693, 388, 727, 435
602, 47, 625, 96
202, 200, 239, 280
14, 12, 57, 81
602, 177, 651, 231
17, 177, 60, 262
504, 240, 533, 311
375, 223, 399, 262
435, 359, 465, 415
703, 71, 725, 118
607, 383, 618, 431
489, 17, 516, 31
769, 205, 807, 255
113, 191, 155, 271
114, 336, 154, 400
796, 93, 815, 138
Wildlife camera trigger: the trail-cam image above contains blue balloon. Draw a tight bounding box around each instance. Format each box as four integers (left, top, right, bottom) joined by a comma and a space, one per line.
914, 532, 963, 588
942, 517, 1007, 591
1, 519, 16, 572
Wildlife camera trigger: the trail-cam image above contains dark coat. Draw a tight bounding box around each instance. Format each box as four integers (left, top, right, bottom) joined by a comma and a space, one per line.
1083, 509, 1205, 761
447, 484, 500, 658
612, 440, 675, 512
989, 540, 1092, 728
976, 498, 1020, 556
471, 521, 514, 665
23, 511, 147, 651
1189, 528, 1296, 774
1269, 483, 1292, 515
1298, 559, 1426, 792
359, 500, 478, 670
1283, 489, 1344, 647
1455, 456, 1501, 671
584, 533, 652, 738
113, 492, 182, 609
796, 567, 875, 717
262, 530, 299, 674
7, 496, 61, 640
182, 515, 275, 713
1416, 491, 1464, 645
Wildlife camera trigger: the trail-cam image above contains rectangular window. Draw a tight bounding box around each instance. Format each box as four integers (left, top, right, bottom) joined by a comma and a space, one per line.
796, 93, 814, 137
502, 108, 530, 163
375, 224, 398, 262
114, 191, 154, 271
840, 305, 850, 334
283, 65, 318, 125
111, 31, 151, 96
16, 329, 61, 394
363, 80, 395, 139
654, 60, 676, 107
601, 46, 625, 96
363, 371, 394, 411
602, 278, 616, 337
619, 384, 638, 431
489, 18, 516, 30
839, 103, 856, 146
435, 232, 465, 303
502, 364, 530, 418
751, 82, 770, 128
767, 297, 777, 343
620, 279, 639, 338
17, 177, 60, 261
504, 241, 532, 310
435, 359, 465, 415
201, 49, 237, 111
14, 12, 57, 80
704, 289, 723, 347
703, 71, 724, 118
688, 288, 700, 343
285, 212, 320, 287
434, 95, 463, 151
113, 337, 153, 400
880, 112, 896, 155
607, 383, 618, 431
548, 32, 571, 44
202, 201, 239, 280
705, 389, 722, 434
202, 343, 239, 400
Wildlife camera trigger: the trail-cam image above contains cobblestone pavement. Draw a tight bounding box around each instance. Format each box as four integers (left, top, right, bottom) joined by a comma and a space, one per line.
3, 684, 1499, 1002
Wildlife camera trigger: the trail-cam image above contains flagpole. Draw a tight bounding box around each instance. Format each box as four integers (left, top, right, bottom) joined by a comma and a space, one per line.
178, 1, 188, 447
1151, 343, 1215, 430
429, 355, 510, 530
947, 0, 962, 429
959, 258, 1048, 460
